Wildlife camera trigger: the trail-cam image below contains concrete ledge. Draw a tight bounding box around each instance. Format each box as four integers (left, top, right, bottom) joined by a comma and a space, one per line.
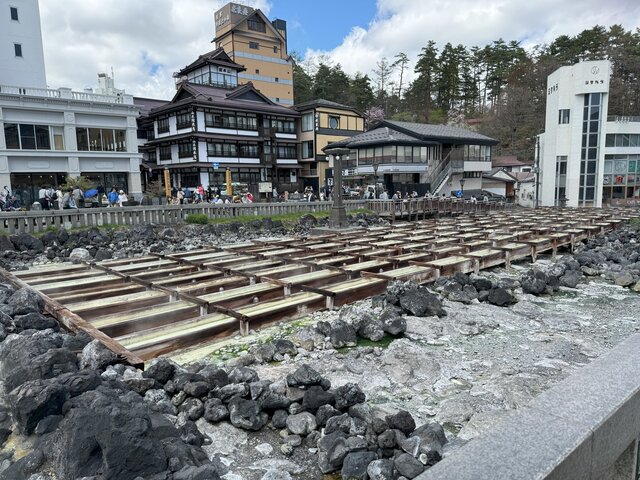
418, 333, 640, 480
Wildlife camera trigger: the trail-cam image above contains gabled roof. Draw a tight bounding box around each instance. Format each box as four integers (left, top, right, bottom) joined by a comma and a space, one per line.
294, 98, 363, 116
375, 120, 498, 146
146, 81, 299, 117
225, 82, 273, 103
483, 167, 517, 182
212, 9, 287, 46
322, 126, 438, 150
176, 48, 246, 77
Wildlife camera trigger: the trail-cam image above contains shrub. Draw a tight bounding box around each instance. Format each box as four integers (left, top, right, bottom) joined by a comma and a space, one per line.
186, 213, 209, 225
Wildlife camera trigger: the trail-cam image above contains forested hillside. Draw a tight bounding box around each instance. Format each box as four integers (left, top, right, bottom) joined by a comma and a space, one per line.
293, 26, 640, 161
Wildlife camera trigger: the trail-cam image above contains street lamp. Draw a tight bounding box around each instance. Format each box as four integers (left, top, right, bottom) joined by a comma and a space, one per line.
325, 147, 351, 229
459, 178, 465, 198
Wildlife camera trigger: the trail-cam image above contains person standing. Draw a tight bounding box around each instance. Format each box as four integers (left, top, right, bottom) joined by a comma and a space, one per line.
38, 185, 48, 210
118, 190, 128, 207
107, 187, 118, 207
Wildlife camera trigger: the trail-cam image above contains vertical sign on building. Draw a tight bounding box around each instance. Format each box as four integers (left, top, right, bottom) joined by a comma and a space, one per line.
164, 169, 171, 199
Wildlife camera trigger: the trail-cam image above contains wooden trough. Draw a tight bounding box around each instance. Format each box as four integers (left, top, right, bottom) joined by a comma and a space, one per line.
6, 206, 636, 364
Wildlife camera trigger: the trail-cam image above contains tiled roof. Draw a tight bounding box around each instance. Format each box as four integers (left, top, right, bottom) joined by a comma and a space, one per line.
294, 98, 361, 114
324, 126, 436, 149
147, 82, 298, 117
492, 155, 533, 167
177, 48, 245, 76
133, 97, 169, 116
380, 120, 498, 145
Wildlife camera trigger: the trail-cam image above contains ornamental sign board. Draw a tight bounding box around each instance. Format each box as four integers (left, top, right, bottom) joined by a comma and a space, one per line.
258, 182, 272, 193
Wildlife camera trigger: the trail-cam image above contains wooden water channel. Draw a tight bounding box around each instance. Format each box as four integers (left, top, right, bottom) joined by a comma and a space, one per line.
6, 207, 639, 364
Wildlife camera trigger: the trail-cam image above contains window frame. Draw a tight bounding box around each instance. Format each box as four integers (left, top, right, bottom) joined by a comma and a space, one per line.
157, 118, 170, 134
176, 112, 191, 130
10, 6, 18, 21
249, 41, 260, 50
14, 43, 22, 57
328, 115, 340, 129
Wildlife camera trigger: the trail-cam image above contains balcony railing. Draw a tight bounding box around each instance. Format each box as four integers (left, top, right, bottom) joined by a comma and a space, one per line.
0, 84, 134, 104
607, 115, 640, 123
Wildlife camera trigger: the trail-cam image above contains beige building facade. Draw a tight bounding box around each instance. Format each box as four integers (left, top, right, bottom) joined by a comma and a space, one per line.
295, 100, 365, 190
213, 3, 293, 106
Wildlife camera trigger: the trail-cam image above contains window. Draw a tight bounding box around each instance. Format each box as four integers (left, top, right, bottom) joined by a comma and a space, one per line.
328, 116, 339, 129
157, 118, 169, 134
276, 143, 297, 159
204, 112, 236, 129
3, 123, 52, 150
176, 112, 191, 130
236, 114, 257, 130
273, 46, 278, 54
270, 118, 296, 133
255, 69, 260, 74
247, 19, 266, 33
51, 126, 64, 150
275, 77, 279, 83
301, 113, 313, 132
558, 109, 570, 124
10, 6, 18, 21
249, 42, 259, 50
178, 142, 192, 158
301, 141, 314, 159
14, 43, 22, 57
238, 143, 258, 157
159, 146, 172, 160
75, 128, 126, 152
207, 142, 237, 157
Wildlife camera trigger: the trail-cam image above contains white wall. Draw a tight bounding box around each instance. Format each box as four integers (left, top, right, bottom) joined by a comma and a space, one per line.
540, 59, 611, 207
0, 0, 46, 88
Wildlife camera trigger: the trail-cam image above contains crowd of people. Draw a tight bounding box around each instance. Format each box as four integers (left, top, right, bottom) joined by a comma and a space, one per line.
31, 185, 130, 210
168, 185, 255, 205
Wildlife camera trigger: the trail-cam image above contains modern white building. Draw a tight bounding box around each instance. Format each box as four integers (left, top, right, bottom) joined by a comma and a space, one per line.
0, 0, 46, 88
0, 83, 143, 207
0, 1, 142, 208
538, 59, 640, 207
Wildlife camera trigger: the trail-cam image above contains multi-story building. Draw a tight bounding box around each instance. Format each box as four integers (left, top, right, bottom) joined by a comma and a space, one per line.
211, 2, 293, 106
0, 1, 142, 207
0, 0, 46, 88
538, 59, 640, 207
294, 99, 365, 191
138, 48, 301, 198
325, 120, 497, 196
0, 84, 142, 206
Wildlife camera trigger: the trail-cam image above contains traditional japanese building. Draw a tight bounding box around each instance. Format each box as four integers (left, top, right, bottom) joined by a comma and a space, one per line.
211, 2, 293, 106
138, 48, 300, 197
324, 120, 497, 196
294, 99, 365, 191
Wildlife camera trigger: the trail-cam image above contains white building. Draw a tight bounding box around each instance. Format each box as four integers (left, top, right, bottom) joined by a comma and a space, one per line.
538, 59, 640, 207
0, 0, 46, 88
0, 84, 143, 206
0, 1, 142, 207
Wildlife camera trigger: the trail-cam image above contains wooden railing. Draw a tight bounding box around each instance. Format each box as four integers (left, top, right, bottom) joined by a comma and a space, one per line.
0, 201, 367, 235
366, 198, 514, 221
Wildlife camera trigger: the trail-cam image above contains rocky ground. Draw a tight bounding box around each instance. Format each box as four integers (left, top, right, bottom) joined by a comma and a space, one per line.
0, 218, 638, 479
0, 212, 385, 271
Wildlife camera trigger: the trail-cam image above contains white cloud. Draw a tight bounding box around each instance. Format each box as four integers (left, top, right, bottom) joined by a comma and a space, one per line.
37, 0, 640, 100
304, 0, 640, 86
39, 0, 271, 99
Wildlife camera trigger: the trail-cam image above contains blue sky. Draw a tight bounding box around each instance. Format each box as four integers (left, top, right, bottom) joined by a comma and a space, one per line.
268, 0, 378, 56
